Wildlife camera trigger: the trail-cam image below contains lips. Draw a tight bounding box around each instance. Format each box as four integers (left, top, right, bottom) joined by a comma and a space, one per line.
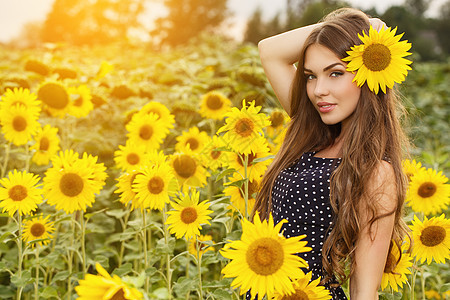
317, 102, 336, 113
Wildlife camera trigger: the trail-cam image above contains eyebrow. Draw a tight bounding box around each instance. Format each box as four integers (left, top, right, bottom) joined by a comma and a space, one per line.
304, 62, 345, 73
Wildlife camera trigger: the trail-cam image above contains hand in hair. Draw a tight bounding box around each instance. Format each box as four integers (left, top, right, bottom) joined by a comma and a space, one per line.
369, 17, 387, 31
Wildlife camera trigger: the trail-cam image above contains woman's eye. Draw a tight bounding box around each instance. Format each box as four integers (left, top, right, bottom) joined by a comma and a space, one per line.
305, 74, 315, 80
331, 71, 343, 77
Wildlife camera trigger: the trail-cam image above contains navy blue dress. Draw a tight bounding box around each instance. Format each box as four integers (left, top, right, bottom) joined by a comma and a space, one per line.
246, 151, 348, 299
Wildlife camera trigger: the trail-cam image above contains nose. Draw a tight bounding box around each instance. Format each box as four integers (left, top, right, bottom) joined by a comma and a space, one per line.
313, 77, 329, 97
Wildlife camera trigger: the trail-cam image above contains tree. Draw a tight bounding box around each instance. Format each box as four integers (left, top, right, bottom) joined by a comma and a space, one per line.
41, 0, 145, 45
151, 0, 229, 46
244, 7, 284, 45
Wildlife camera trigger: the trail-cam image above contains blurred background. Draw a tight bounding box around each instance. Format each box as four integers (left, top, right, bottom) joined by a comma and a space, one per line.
1, 0, 449, 61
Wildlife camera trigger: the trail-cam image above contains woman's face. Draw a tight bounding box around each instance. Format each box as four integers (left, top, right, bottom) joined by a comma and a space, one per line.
304, 43, 361, 131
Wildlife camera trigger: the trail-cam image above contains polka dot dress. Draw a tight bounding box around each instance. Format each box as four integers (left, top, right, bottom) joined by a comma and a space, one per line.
272, 151, 347, 299
245, 151, 347, 300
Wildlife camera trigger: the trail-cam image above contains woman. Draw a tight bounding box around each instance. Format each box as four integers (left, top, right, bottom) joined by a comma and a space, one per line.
253, 8, 411, 299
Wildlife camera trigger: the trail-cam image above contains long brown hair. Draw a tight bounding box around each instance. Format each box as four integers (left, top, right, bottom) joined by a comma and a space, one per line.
253, 8, 410, 285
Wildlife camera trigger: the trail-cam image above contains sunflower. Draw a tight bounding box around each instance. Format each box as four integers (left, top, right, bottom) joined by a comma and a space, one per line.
199, 135, 229, 172
199, 91, 232, 120
75, 263, 143, 300
406, 167, 449, 215
402, 159, 425, 182
37, 80, 70, 117
50, 149, 80, 170
126, 112, 167, 151
22, 215, 55, 248
224, 173, 261, 216
409, 214, 450, 265
30, 125, 60, 166
0, 87, 41, 117
67, 84, 93, 118
221, 213, 311, 299
217, 100, 271, 155
170, 146, 209, 188
226, 136, 272, 181
132, 163, 175, 210
425, 290, 442, 300
342, 26, 412, 94
137, 101, 175, 131
0, 105, 40, 146
175, 126, 210, 154
380, 242, 413, 292
115, 170, 144, 209
0, 170, 42, 216
166, 190, 213, 239
114, 142, 149, 172
188, 234, 215, 258
272, 272, 331, 300
266, 109, 290, 138
44, 153, 105, 213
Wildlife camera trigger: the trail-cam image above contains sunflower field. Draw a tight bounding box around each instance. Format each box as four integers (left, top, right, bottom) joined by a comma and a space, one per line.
0, 35, 449, 300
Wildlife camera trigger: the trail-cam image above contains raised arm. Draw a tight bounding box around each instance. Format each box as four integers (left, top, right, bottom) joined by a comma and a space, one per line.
258, 24, 320, 115
350, 161, 397, 299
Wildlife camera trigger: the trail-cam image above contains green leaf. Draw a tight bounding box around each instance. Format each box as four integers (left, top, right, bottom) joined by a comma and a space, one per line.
11, 270, 33, 287
216, 168, 236, 182
212, 289, 232, 300
51, 270, 70, 283
0, 231, 13, 244
112, 263, 132, 277
40, 286, 59, 298
252, 154, 275, 164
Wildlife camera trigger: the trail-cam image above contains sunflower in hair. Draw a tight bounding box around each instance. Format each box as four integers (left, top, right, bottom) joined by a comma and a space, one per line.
343, 26, 412, 94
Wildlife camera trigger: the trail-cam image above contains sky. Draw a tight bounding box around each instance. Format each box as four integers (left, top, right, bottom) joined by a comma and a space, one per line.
0, 0, 445, 43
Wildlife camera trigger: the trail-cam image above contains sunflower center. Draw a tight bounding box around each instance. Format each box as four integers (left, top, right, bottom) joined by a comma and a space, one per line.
384, 252, 397, 273
59, 173, 84, 197
148, 176, 164, 194
30, 223, 45, 237
206, 95, 223, 110
210, 149, 221, 159
420, 226, 446, 247
126, 153, 140, 165
418, 182, 437, 198
270, 111, 284, 127
38, 83, 69, 109
180, 207, 198, 224
110, 288, 126, 300
186, 138, 199, 150
139, 125, 153, 140
12, 116, 27, 132
234, 118, 254, 137
39, 137, 50, 151
74, 96, 83, 107
362, 43, 391, 72
9, 185, 28, 201
246, 237, 284, 275
173, 155, 196, 179
237, 152, 256, 167
281, 290, 309, 300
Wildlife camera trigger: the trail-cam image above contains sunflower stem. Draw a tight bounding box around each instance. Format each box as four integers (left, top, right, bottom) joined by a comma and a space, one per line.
163, 204, 173, 299
410, 258, 418, 300
420, 266, 426, 300
67, 214, 76, 299
196, 237, 203, 299
185, 239, 190, 300
118, 209, 130, 267
24, 143, 30, 173
34, 244, 40, 300
243, 154, 249, 220
142, 210, 149, 292
80, 211, 87, 274
16, 213, 24, 300
1, 142, 11, 178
